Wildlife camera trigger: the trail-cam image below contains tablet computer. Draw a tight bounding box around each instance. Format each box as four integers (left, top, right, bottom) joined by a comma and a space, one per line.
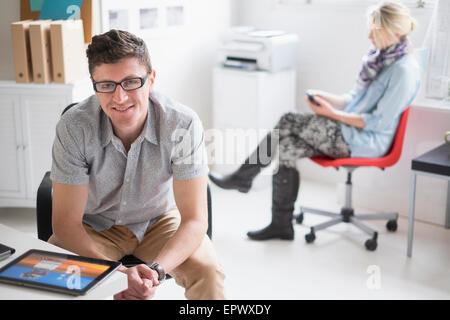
0, 249, 122, 296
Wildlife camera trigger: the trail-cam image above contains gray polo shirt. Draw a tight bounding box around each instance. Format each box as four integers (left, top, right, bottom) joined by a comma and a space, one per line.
50, 92, 209, 242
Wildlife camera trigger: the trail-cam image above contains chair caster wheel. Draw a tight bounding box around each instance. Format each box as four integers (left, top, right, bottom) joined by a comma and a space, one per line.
295, 213, 304, 224
305, 231, 315, 244
365, 238, 377, 251
386, 219, 398, 232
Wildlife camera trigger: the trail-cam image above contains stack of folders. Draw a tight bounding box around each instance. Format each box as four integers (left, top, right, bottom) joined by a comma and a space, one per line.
11, 19, 88, 84
50, 20, 88, 84
11, 20, 34, 83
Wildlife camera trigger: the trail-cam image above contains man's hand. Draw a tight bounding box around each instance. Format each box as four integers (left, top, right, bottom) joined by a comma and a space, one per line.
114, 264, 160, 300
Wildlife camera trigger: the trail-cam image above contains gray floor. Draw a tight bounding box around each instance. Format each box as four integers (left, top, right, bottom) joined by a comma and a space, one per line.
1, 178, 449, 300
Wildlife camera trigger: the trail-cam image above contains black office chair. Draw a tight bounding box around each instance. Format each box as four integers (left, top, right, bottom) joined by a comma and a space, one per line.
36, 103, 213, 269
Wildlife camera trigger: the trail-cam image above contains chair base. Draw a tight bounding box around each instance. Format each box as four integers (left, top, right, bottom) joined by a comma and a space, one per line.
295, 206, 398, 251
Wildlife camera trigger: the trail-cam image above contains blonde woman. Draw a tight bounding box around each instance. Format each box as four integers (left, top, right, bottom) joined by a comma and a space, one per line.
209, 1, 421, 241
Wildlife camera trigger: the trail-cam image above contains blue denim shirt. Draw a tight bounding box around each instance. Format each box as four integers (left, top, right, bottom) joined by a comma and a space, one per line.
340, 54, 421, 158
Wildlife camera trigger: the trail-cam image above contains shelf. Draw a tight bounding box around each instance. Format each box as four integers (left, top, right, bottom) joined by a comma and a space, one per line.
412, 97, 450, 113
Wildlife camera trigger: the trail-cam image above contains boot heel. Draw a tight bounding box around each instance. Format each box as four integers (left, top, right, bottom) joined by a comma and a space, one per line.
238, 187, 250, 193
279, 234, 294, 240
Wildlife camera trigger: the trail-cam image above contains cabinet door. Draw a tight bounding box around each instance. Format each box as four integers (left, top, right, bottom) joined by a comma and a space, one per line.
0, 95, 27, 198
258, 69, 296, 129
21, 95, 66, 199
212, 69, 264, 173
212, 68, 258, 129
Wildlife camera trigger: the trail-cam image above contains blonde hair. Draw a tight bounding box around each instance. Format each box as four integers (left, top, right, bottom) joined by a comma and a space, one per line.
367, 1, 417, 37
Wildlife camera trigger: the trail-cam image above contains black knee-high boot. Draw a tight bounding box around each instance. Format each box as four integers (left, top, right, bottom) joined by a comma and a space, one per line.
208, 133, 274, 193
247, 166, 299, 241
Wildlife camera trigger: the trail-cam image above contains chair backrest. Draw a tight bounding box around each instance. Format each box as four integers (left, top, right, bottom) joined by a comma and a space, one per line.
311, 106, 411, 168
382, 106, 410, 167
61, 102, 78, 116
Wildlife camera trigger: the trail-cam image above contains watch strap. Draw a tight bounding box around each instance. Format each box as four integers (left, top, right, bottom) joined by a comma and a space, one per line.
147, 262, 166, 281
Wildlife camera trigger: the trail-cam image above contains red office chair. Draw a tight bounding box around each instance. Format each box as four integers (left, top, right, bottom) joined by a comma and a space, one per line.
295, 107, 411, 251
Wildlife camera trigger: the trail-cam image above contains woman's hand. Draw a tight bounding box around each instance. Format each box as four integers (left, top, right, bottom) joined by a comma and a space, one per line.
305, 93, 338, 119
305, 93, 366, 129
114, 264, 160, 300
306, 89, 347, 110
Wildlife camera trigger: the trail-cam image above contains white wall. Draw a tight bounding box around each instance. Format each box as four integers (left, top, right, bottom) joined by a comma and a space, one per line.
140, 0, 231, 130
232, 0, 449, 226
0, 1, 20, 81
0, 0, 232, 130
232, 0, 432, 106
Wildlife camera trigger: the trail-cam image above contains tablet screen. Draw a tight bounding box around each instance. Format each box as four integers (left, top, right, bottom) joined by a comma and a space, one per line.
0, 249, 121, 295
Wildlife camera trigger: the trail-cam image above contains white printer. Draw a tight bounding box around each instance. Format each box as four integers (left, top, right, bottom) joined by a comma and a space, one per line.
218, 27, 299, 72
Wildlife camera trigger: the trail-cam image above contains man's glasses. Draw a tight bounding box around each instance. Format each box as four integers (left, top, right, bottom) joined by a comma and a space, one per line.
92, 73, 149, 93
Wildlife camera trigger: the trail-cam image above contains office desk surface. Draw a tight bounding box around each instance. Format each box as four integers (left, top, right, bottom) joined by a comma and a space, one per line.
0, 224, 127, 300
412, 143, 450, 176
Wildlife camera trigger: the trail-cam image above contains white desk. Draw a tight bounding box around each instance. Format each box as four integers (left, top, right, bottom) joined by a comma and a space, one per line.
0, 223, 127, 300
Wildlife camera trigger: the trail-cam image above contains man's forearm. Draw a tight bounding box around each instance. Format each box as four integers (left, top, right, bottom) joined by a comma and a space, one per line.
153, 218, 207, 273
51, 224, 132, 271
51, 223, 111, 261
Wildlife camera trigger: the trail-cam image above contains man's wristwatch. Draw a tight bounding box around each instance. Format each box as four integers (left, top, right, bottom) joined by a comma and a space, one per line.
147, 262, 166, 282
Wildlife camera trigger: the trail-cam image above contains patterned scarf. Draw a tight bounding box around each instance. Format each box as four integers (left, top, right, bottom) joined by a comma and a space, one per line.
357, 38, 409, 88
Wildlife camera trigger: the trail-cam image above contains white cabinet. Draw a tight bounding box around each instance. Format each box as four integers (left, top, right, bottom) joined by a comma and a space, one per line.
211, 67, 297, 175
212, 67, 296, 130
0, 95, 26, 200
0, 79, 93, 207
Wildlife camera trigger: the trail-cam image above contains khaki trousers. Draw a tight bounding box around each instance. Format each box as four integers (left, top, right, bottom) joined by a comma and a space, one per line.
49, 209, 226, 300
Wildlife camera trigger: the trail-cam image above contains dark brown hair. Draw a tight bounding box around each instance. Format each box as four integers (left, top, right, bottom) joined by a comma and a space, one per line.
86, 29, 152, 76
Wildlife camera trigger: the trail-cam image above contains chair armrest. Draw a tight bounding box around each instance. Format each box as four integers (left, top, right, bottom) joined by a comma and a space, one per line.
36, 171, 53, 241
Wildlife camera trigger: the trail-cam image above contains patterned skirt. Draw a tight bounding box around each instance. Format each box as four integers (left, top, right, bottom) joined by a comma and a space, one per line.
273, 112, 351, 168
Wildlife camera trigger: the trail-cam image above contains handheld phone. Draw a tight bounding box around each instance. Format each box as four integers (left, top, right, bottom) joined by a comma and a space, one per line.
306, 92, 321, 106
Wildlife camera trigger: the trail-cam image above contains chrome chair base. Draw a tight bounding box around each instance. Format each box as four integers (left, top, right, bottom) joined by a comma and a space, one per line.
296, 206, 398, 251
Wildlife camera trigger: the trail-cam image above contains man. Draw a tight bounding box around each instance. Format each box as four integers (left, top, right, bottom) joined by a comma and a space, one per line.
48, 29, 225, 300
